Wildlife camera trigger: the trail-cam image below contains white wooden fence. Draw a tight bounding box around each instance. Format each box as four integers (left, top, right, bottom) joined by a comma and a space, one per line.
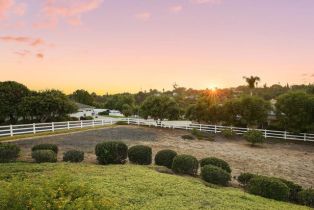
0, 118, 313, 142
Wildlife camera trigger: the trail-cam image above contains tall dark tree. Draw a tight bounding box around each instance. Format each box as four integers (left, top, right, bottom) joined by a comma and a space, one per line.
70, 89, 94, 106
243, 76, 261, 96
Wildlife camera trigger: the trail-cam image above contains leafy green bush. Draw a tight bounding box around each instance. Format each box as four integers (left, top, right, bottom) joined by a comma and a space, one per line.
201, 165, 231, 186
248, 176, 289, 201
199, 157, 231, 173
297, 189, 314, 207
32, 150, 57, 163
243, 130, 265, 146
221, 128, 237, 138
0, 144, 20, 163
181, 135, 195, 140
32, 144, 58, 154
154, 149, 177, 168
277, 178, 302, 203
172, 154, 199, 176
95, 141, 128, 165
128, 145, 152, 165
116, 121, 128, 125
191, 128, 214, 141
63, 150, 84, 163
237, 172, 258, 186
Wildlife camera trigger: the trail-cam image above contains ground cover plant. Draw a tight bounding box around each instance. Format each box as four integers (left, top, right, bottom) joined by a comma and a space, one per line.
0, 143, 20, 163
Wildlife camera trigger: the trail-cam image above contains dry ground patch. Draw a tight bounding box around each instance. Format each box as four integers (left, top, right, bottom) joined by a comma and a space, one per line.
7, 125, 314, 188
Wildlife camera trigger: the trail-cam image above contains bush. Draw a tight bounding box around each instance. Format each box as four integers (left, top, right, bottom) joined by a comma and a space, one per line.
243, 130, 265, 146
277, 178, 302, 203
0, 144, 20, 163
248, 176, 289, 201
95, 141, 128, 165
199, 157, 231, 173
201, 165, 231, 186
128, 145, 152, 165
116, 121, 128, 125
172, 154, 199, 176
154, 149, 177, 168
32, 144, 58, 154
221, 128, 236, 138
63, 150, 84, 163
181, 135, 195, 140
237, 173, 258, 186
297, 189, 314, 207
32, 150, 57, 163
191, 128, 214, 141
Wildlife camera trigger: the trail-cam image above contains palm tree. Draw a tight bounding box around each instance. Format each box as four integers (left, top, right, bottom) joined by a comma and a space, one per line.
243, 76, 261, 96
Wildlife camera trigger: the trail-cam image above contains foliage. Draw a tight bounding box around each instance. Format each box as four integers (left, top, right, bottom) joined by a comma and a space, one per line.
201, 165, 231, 186
0, 163, 307, 210
154, 149, 177, 169
221, 128, 237, 138
116, 121, 128, 125
63, 150, 84, 163
70, 89, 94, 106
237, 172, 258, 186
0, 81, 30, 124
191, 128, 214, 141
276, 92, 314, 133
80, 116, 93, 120
140, 95, 180, 120
105, 93, 135, 112
243, 76, 261, 91
172, 154, 199, 176
0, 144, 20, 163
121, 104, 133, 117
243, 130, 265, 146
32, 144, 59, 154
181, 134, 195, 140
31, 150, 57, 163
248, 176, 290, 201
98, 110, 110, 116
297, 189, 314, 208
277, 178, 303, 203
199, 157, 231, 173
95, 141, 128, 165
128, 145, 152, 165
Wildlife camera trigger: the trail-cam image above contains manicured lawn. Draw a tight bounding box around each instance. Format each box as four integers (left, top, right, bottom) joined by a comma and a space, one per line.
0, 163, 309, 210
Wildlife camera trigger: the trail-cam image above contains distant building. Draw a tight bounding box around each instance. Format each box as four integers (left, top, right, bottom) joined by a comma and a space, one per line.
70, 103, 124, 119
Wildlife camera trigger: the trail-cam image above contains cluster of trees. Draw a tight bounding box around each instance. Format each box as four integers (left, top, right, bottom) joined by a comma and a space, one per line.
0, 81, 77, 124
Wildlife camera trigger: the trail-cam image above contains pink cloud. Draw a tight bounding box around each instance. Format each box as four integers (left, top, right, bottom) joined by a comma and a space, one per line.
35, 0, 103, 28
170, 5, 183, 14
0, 0, 26, 20
36, 53, 44, 59
0, 0, 14, 19
191, 0, 222, 4
135, 12, 151, 21
0, 36, 46, 47
14, 49, 30, 57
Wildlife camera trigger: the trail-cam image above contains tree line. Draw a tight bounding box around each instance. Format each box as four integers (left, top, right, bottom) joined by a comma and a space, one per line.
0, 79, 313, 133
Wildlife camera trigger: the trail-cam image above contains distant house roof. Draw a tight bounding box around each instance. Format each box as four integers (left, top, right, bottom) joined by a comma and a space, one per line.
75, 102, 95, 109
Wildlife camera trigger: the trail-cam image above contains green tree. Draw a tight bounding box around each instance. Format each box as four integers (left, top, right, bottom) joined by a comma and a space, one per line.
0, 81, 30, 123
140, 95, 180, 120
105, 94, 135, 111
276, 92, 314, 133
243, 76, 261, 96
70, 89, 94, 106
121, 104, 133, 117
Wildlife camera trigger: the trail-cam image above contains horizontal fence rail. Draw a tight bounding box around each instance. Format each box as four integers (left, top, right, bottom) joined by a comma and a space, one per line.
0, 118, 313, 142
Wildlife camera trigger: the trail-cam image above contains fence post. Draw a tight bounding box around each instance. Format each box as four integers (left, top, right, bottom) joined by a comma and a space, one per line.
284, 131, 287, 140
10, 125, 13, 136
264, 129, 267, 138
101, 119, 104, 126
52, 122, 55, 132
67, 121, 70, 130
200, 124, 202, 131
128, 118, 130, 125
304, 133, 306, 141
214, 125, 217, 133
80, 121, 83, 128
137, 118, 140, 126
33, 123, 36, 134
92, 120, 95, 127
110, 119, 113, 125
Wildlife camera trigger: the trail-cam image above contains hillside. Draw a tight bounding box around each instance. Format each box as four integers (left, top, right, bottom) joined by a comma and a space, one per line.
0, 163, 310, 210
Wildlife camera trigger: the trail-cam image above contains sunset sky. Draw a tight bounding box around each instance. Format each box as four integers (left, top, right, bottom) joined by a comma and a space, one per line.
1, 0, 314, 94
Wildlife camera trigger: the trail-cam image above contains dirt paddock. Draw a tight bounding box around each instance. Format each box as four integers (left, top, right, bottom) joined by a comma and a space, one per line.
8, 125, 314, 188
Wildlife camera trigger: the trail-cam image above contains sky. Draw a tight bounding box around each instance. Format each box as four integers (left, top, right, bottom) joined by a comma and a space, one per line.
1, 0, 314, 94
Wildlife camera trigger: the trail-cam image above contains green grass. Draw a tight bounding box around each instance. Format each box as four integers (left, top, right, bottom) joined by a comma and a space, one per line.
0, 125, 114, 142
0, 163, 309, 210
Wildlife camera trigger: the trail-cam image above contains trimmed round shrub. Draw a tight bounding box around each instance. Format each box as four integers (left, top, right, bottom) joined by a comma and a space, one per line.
243, 130, 265, 146
172, 154, 199, 176
201, 165, 231, 186
0, 144, 20, 163
95, 141, 128, 165
221, 128, 236, 139
63, 150, 84, 163
128, 145, 152, 165
32, 150, 57, 163
297, 189, 314, 207
237, 172, 258, 186
277, 178, 302, 203
32, 144, 58, 154
248, 176, 289, 201
199, 157, 231, 173
155, 149, 177, 168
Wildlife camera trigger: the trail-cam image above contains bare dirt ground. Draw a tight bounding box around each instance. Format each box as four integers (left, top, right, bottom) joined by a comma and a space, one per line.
8, 125, 314, 188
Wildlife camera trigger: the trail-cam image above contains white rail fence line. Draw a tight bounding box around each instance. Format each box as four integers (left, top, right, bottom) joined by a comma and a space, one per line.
0, 118, 313, 142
